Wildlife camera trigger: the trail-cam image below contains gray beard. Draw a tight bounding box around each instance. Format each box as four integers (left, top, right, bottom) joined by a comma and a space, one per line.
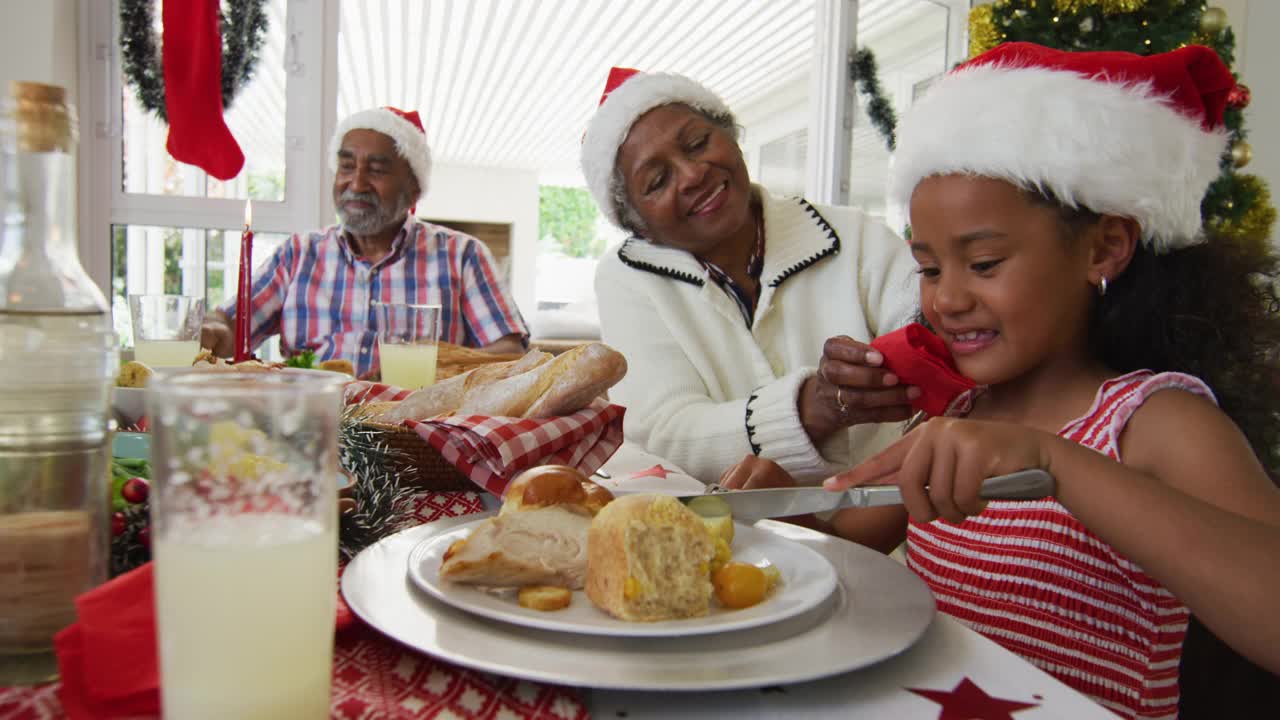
337, 189, 412, 235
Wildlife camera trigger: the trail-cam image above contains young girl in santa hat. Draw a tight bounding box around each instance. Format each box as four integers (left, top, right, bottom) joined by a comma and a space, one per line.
728, 42, 1280, 718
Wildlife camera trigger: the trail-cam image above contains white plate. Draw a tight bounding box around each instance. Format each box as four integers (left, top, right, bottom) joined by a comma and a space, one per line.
406, 519, 837, 637
342, 515, 936, 691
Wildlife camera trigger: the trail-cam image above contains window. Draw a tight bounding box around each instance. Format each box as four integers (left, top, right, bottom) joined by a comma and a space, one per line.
847, 0, 970, 231
80, 0, 328, 357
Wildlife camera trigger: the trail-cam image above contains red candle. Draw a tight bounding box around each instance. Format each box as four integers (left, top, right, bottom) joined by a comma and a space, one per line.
234, 200, 254, 363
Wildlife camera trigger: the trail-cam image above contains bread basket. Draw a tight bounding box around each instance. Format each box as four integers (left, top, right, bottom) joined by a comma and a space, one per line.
357, 416, 474, 491
352, 342, 521, 491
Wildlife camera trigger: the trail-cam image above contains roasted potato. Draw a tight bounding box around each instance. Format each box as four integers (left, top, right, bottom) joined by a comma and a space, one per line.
517, 585, 572, 611
115, 360, 154, 388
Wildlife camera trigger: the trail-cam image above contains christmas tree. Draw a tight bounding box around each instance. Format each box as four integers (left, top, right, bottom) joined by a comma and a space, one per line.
968, 0, 1275, 248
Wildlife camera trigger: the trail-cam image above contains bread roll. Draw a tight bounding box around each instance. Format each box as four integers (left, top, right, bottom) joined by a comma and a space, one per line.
585, 494, 714, 622
318, 358, 354, 375
456, 342, 627, 419
439, 465, 611, 589
438, 506, 592, 588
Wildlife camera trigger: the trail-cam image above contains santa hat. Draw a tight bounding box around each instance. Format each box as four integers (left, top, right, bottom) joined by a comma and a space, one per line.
328, 106, 432, 201
581, 67, 733, 228
889, 42, 1236, 253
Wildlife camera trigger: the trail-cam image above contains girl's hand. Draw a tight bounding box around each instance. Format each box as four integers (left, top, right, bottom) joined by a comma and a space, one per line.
825, 417, 1054, 524
799, 336, 919, 442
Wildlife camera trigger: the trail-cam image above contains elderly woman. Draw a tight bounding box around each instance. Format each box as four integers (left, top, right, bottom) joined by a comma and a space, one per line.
582, 67, 918, 487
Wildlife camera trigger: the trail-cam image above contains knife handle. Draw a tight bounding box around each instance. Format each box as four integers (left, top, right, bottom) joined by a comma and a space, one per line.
979, 469, 1056, 499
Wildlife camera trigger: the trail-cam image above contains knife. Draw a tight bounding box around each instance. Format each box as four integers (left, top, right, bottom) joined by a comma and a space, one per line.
679, 468, 1055, 522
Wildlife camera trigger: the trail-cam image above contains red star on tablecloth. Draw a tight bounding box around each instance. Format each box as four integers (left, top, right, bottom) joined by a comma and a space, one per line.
630, 464, 675, 479
907, 677, 1039, 720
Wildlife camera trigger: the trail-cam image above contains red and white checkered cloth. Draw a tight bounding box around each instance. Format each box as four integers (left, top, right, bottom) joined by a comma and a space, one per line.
347, 382, 626, 497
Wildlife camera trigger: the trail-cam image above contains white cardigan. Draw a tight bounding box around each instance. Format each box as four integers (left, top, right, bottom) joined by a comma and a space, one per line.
595, 189, 919, 484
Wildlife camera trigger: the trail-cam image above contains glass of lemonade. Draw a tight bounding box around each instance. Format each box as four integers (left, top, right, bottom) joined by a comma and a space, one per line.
146, 370, 344, 720
374, 302, 441, 389
128, 294, 205, 366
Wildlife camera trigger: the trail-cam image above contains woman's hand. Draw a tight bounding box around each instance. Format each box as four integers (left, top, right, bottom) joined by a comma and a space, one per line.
719, 455, 798, 491
799, 336, 918, 443
825, 417, 1055, 524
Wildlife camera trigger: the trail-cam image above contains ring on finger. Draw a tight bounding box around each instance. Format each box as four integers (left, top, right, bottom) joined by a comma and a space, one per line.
835, 386, 850, 415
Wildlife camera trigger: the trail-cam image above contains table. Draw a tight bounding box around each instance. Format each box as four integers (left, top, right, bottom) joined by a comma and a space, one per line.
0, 444, 1117, 720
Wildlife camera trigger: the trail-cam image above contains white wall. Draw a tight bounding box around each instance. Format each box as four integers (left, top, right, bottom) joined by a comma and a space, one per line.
416, 163, 540, 319
1241, 0, 1280, 245
0, 0, 78, 103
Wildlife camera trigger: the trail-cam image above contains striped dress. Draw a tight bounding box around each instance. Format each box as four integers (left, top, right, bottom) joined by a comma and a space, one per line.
907, 370, 1215, 719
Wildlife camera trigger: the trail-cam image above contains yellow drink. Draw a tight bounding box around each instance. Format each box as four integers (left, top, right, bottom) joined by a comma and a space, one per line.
378, 341, 438, 389
133, 339, 200, 367
153, 513, 336, 720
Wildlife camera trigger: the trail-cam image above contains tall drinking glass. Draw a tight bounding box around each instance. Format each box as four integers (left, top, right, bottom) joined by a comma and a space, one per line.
128, 294, 205, 367
146, 370, 344, 720
375, 302, 441, 389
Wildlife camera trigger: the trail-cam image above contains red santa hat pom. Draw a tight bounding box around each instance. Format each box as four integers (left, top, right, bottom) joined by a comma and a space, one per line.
580, 67, 733, 228
889, 42, 1236, 253
328, 106, 433, 201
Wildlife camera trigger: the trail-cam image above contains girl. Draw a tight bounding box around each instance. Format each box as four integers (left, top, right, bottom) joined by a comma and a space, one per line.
725, 43, 1280, 718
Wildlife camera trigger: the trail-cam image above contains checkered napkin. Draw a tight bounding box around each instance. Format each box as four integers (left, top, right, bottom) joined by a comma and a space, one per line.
346, 382, 626, 496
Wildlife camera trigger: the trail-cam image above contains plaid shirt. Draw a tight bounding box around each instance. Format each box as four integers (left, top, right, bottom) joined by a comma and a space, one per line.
221, 216, 529, 377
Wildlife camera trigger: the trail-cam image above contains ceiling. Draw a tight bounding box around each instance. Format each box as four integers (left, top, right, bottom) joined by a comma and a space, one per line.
221, 1, 948, 181
330, 0, 941, 178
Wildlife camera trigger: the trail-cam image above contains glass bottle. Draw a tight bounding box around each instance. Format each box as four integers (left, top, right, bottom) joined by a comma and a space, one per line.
0, 81, 116, 684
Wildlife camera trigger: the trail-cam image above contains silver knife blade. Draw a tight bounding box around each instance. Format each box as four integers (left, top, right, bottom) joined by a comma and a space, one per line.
680, 468, 1055, 522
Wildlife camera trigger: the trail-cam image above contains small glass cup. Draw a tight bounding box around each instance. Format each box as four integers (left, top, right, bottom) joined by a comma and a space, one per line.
374, 302, 441, 390
128, 294, 205, 367
146, 370, 344, 720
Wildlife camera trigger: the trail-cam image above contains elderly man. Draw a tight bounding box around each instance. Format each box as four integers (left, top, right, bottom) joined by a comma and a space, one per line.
201, 106, 528, 377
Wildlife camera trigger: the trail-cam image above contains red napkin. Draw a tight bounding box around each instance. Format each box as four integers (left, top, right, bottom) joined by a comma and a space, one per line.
54, 564, 358, 720
54, 564, 160, 720
870, 323, 976, 417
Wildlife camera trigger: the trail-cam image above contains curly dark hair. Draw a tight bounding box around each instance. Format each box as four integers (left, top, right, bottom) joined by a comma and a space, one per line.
1036, 194, 1280, 481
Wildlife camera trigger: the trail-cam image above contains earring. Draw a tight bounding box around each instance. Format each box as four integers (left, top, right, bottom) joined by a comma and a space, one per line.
1097, 276, 1108, 297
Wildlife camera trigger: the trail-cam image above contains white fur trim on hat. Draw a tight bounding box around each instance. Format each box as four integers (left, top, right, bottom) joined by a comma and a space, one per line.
888, 64, 1229, 252
328, 108, 432, 201
580, 73, 732, 228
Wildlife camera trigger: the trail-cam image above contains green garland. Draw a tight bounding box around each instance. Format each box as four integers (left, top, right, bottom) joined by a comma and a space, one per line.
849, 48, 898, 151
119, 0, 270, 122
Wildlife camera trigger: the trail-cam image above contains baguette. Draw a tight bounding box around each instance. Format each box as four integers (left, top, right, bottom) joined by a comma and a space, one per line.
377, 350, 552, 422
456, 342, 626, 419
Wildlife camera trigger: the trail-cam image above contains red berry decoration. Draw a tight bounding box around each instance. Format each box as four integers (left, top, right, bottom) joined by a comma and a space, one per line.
136, 526, 151, 549
121, 477, 150, 504
1227, 83, 1251, 110
111, 512, 127, 537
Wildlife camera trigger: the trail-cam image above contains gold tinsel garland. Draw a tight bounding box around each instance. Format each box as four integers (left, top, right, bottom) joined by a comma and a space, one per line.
1053, 0, 1146, 14
969, 5, 1002, 58
1209, 175, 1278, 246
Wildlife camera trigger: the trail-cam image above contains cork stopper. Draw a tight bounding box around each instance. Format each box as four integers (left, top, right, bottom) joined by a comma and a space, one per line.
9, 81, 75, 153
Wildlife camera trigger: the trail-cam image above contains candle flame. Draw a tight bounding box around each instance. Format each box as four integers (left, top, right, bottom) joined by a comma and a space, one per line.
244, 199, 253, 228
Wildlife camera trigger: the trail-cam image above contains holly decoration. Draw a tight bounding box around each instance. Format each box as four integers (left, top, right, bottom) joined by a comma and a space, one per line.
110, 491, 152, 578
1227, 83, 1251, 110
119, 0, 270, 122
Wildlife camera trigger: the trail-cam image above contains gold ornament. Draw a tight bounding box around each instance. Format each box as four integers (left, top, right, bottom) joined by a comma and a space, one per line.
1232, 141, 1253, 168
1199, 6, 1228, 35
969, 5, 1001, 58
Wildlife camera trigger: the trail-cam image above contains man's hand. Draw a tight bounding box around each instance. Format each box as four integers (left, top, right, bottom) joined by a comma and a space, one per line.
200, 310, 235, 357
480, 334, 527, 355
798, 336, 918, 443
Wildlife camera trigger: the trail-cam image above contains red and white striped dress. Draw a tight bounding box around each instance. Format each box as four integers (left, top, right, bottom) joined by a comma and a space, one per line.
907, 370, 1215, 719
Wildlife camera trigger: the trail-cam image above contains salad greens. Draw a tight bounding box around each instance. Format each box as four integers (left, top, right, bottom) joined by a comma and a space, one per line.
110, 456, 149, 511
285, 349, 317, 369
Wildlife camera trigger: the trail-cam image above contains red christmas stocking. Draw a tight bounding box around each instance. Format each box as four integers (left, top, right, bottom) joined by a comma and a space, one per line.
161, 0, 245, 180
